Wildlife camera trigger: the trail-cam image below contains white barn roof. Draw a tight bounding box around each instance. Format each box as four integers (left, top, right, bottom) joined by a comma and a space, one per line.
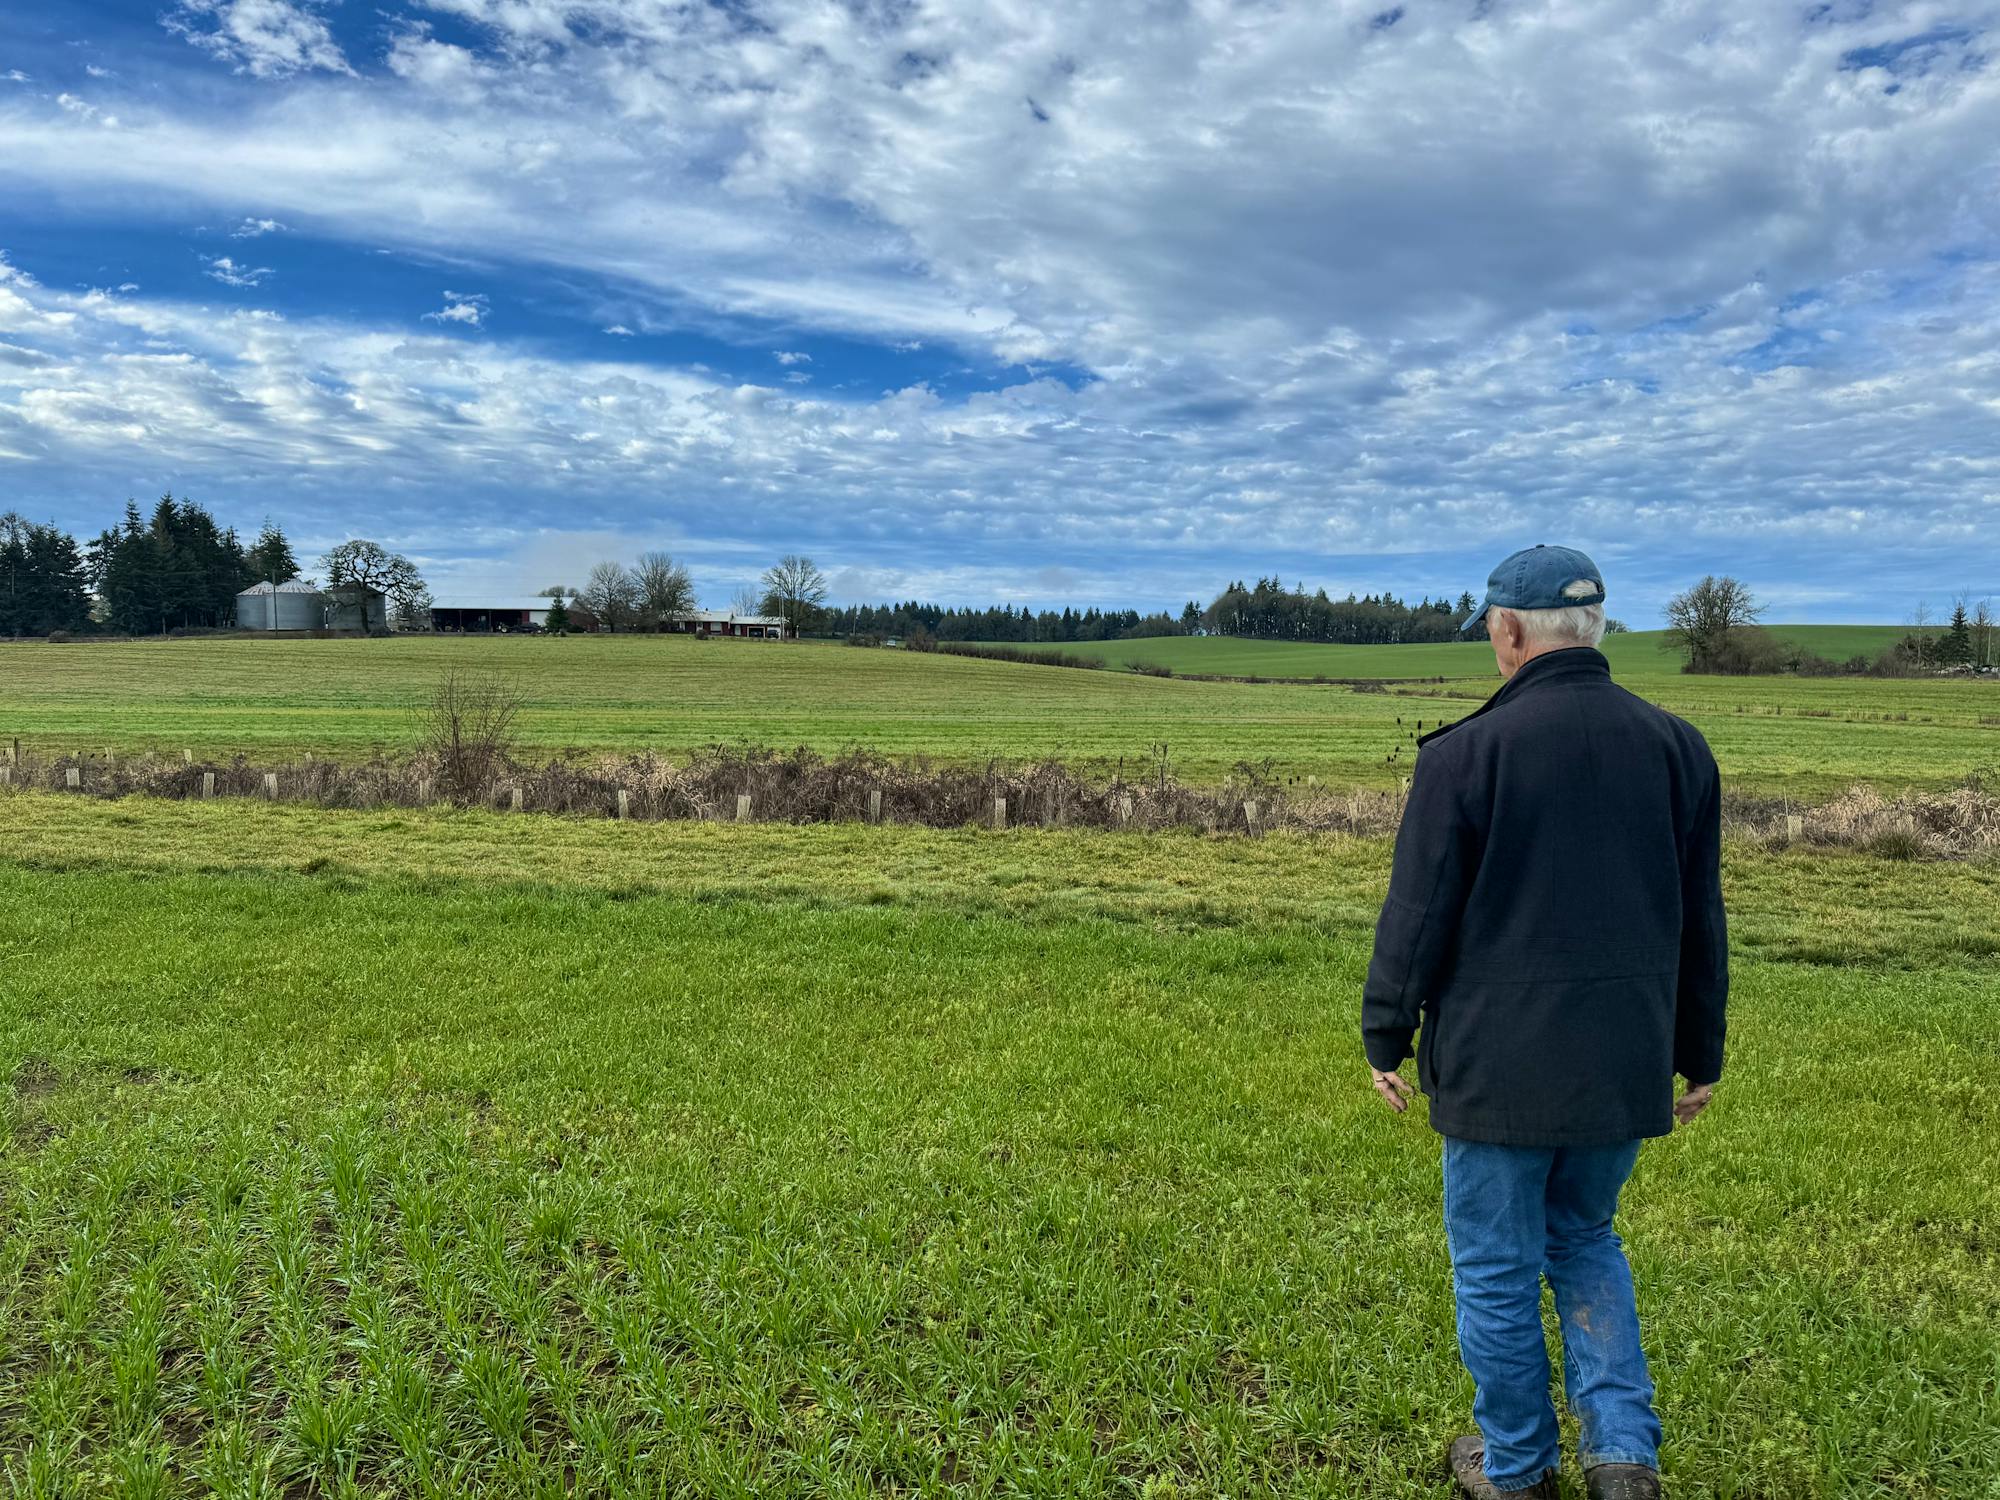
430, 596, 553, 612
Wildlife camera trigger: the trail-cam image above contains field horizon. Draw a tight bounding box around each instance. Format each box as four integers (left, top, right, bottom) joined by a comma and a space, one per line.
2, 630, 1993, 799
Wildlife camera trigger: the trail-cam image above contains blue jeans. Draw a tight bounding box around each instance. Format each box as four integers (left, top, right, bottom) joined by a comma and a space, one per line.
1442, 1137, 1662, 1490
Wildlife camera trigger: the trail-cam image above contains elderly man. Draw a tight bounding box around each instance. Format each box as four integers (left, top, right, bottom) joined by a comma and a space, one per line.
1362, 545, 1727, 1500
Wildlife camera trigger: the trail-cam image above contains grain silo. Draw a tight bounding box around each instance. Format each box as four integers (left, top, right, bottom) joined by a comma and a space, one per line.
235, 579, 324, 632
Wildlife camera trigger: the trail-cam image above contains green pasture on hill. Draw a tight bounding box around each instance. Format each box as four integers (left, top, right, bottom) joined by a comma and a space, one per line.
0, 631, 1992, 797
1, 795, 1995, 1496
1021, 626, 1909, 680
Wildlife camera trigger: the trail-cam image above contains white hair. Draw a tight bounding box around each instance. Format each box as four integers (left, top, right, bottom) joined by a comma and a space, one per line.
1492, 577, 1606, 648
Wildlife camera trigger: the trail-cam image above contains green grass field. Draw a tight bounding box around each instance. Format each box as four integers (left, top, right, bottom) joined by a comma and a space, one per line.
2, 632, 1993, 797
1, 796, 1994, 1496
1023, 627, 1906, 681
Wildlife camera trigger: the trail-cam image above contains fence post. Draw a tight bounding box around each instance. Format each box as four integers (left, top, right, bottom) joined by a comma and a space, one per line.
263, 773, 278, 800
736, 793, 752, 822
4, 740, 15, 765
202, 771, 215, 800
510, 787, 523, 813
868, 788, 882, 824
66, 768, 81, 790
1784, 814, 1803, 844
991, 796, 1007, 831
616, 788, 630, 821
417, 778, 432, 805
183, 748, 194, 765
0, 766, 10, 786
1117, 793, 1134, 826
1244, 799, 1261, 837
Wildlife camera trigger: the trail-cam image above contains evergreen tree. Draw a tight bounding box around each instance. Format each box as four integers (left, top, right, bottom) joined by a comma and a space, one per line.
246, 519, 300, 583
1943, 599, 1973, 665
0, 515, 93, 636
545, 591, 570, 633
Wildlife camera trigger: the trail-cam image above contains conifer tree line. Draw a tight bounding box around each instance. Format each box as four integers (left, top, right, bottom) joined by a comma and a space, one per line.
1, 495, 317, 638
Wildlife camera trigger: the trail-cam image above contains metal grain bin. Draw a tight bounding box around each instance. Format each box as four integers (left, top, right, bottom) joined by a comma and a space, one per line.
236, 579, 324, 631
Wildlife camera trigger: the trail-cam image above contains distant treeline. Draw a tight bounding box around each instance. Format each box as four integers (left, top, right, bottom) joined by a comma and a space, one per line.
825, 577, 1506, 645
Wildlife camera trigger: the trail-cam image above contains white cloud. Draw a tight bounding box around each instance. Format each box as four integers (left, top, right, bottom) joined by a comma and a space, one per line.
85, 65, 113, 79
774, 351, 812, 366
0, 3, 1997, 611
203, 255, 273, 287
3, 251, 1997, 616
603, 324, 634, 336
167, 0, 352, 79
231, 217, 287, 238
423, 290, 488, 327
1, 71, 28, 84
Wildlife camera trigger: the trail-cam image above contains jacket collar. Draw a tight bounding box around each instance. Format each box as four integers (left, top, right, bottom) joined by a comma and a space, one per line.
1416, 647, 1610, 747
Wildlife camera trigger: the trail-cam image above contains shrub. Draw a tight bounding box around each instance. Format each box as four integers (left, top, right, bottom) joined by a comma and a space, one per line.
1126, 660, 1174, 678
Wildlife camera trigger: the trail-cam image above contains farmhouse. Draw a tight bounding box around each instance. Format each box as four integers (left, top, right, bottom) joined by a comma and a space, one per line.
666, 611, 790, 639
430, 596, 553, 632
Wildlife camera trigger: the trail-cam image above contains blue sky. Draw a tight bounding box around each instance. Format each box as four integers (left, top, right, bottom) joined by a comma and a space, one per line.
2, 0, 1997, 620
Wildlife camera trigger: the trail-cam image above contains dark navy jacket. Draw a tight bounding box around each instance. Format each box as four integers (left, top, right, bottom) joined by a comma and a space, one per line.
1362, 647, 1728, 1146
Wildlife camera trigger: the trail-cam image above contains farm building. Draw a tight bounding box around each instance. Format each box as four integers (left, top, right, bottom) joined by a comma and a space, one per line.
430, 596, 554, 632
235, 578, 324, 632
666, 611, 790, 639
323, 583, 390, 633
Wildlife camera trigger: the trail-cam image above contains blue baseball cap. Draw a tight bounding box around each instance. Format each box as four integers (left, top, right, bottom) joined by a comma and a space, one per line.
1461, 544, 1605, 634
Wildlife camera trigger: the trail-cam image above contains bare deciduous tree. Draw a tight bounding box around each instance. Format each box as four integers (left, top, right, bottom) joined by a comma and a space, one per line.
633, 551, 695, 630
1973, 598, 1996, 670
730, 585, 765, 618
580, 561, 640, 632
418, 669, 523, 804
1663, 576, 1762, 672
322, 539, 430, 628
760, 554, 828, 638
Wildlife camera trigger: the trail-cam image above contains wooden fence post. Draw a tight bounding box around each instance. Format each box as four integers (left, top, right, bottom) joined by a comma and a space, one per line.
991, 796, 1007, 830
1784, 814, 1803, 844
65, 768, 81, 790
183, 748, 194, 765
510, 787, 524, 813
735, 793, 752, 822
1244, 799, 1262, 837
202, 772, 216, 799
616, 788, 630, 820
417, 778, 432, 804
1117, 793, 1134, 826
868, 788, 882, 824
263, 773, 279, 800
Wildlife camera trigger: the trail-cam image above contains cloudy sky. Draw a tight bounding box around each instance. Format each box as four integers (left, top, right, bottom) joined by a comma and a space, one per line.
2, 0, 1997, 619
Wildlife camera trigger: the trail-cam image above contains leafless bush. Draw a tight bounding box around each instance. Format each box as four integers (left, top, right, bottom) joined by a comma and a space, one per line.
416, 670, 523, 806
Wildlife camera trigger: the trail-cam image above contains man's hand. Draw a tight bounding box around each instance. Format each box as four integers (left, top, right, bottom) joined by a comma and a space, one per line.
1371, 1066, 1415, 1114
1674, 1082, 1715, 1126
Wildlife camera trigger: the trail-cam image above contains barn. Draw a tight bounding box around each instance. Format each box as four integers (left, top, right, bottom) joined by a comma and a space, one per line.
429, 596, 553, 632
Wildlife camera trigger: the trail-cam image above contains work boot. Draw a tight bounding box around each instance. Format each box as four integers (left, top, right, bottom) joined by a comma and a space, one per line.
1447, 1436, 1559, 1499
1586, 1464, 1662, 1500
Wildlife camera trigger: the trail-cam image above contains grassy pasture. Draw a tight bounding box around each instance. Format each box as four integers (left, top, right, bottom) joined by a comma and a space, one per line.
1026, 627, 1907, 680
0, 795, 1995, 1496
1, 633, 1993, 797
